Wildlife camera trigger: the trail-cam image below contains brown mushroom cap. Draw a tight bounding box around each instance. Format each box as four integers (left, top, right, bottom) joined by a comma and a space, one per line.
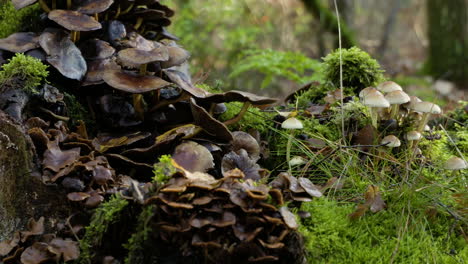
102, 69, 171, 93
172, 141, 214, 173
76, 0, 114, 14
201, 90, 277, 106
0, 32, 39, 53
12, 0, 37, 10
48, 10, 102, 32
39, 30, 88, 80
160, 45, 190, 68
117, 46, 169, 68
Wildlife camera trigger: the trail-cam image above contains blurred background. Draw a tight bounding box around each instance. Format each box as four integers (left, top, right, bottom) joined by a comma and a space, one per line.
164, 0, 467, 104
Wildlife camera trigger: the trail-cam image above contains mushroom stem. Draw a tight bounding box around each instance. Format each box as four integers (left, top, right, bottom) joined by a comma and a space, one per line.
286, 131, 293, 173
223, 102, 251, 126
38, 0, 51, 13
133, 94, 145, 120
390, 105, 399, 120
134, 17, 144, 30
71, 31, 80, 42
417, 113, 430, 132
94, 13, 99, 22
114, 4, 121, 19
139, 64, 147, 75
120, 3, 135, 15
66, 0, 72, 9
369, 107, 379, 128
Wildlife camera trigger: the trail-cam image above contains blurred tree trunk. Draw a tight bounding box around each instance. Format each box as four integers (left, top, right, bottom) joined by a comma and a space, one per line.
377, 0, 401, 58
301, 0, 356, 49
427, 0, 468, 85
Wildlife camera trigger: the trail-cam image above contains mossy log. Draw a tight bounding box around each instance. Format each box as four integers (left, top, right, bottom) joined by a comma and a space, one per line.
0, 111, 69, 240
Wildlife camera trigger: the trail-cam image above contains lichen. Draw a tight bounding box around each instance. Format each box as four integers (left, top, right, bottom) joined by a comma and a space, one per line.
0, 53, 48, 94
321, 47, 385, 93
78, 194, 129, 264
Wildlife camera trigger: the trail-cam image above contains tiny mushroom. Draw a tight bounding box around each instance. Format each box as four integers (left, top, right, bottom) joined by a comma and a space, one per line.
384, 90, 410, 119
444, 156, 467, 171
381, 135, 401, 148
282, 117, 303, 172
410, 101, 442, 132
361, 90, 390, 128
377, 81, 402, 93
405, 131, 422, 150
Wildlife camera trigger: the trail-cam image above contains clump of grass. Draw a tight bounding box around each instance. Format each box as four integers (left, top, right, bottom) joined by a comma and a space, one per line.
0, 53, 48, 94
123, 205, 156, 264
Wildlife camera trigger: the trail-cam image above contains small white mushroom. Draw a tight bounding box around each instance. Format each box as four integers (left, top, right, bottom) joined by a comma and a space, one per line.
377, 81, 402, 93
444, 157, 467, 170
282, 117, 304, 173
411, 101, 441, 132
361, 90, 390, 128
381, 135, 401, 148
385, 90, 410, 119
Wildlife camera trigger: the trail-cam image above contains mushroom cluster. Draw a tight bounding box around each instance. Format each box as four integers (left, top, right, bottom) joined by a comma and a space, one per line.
138, 162, 317, 263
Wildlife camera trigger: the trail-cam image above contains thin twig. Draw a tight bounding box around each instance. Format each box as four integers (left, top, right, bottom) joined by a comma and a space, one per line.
333, 0, 345, 144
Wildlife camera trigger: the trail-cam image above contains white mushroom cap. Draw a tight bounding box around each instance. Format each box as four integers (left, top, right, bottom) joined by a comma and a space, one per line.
405, 131, 422, 141
412, 102, 442, 114
362, 90, 390, 108
377, 81, 403, 93
444, 156, 467, 170
424, 125, 431, 131
281, 117, 303, 129
289, 156, 307, 166
432, 80, 454, 96
359, 87, 377, 99
385, 90, 410, 105
414, 148, 422, 155
405, 96, 422, 109
381, 135, 401, 147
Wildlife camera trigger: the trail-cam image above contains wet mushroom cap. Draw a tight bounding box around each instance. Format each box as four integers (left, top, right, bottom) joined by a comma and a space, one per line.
411, 101, 442, 114
377, 81, 403, 93
0, 32, 39, 53
361, 90, 390, 108
160, 45, 191, 68
385, 90, 410, 105
444, 157, 467, 170
381, 135, 401, 147
48, 10, 102, 32
102, 69, 171, 93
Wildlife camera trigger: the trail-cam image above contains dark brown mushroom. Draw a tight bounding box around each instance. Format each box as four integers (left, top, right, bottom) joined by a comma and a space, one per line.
172, 141, 214, 173
117, 46, 169, 68
0, 32, 39, 53
0, 232, 20, 257
82, 58, 119, 86
222, 149, 262, 181
47, 238, 79, 262
160, 45, 190, 68
43, 140, 81, 172
163, 69, 209, 98
20, 217, 44, 243
79, 39, 115, 60
232, 131, 261, 161
12, 0, 37, 10
298, 177, 323, 198
279, 207, 298, 229
190, 98, 233, 142
76, 0, 114, 14
102, 69, 171, 93
48, 10, 102, 32
20, 242, 52, 264
39, 30, 87, 80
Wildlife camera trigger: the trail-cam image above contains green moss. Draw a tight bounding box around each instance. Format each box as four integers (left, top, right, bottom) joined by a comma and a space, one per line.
322, 47, 385, 93
0, 2, 41, 39
299, 198, 466, 264
0, 53, 48, 94
152, 155, 176, 184
124, 205, 156, 264
219, 102, 274, 135
78, 194, 129, 264
63, 92, 95, 130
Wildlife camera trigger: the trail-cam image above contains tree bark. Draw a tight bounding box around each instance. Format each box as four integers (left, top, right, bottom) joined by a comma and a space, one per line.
301, 0, 356, 49
426, 0, 468, 85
